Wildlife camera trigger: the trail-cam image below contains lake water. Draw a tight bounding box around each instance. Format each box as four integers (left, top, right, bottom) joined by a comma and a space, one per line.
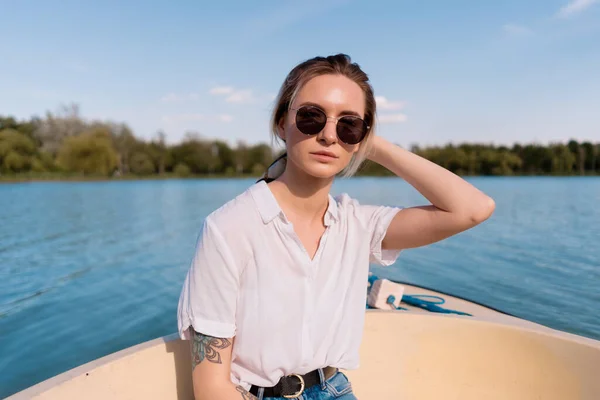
1, 177, 599, 397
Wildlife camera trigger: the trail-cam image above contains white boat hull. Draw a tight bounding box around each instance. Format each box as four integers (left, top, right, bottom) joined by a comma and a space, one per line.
8, 283, 600, 399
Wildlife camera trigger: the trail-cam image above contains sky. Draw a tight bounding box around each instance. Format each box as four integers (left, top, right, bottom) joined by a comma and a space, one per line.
1, 0, 599, 149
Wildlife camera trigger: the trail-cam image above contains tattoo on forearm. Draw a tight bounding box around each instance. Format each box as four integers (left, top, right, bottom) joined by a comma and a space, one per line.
191, 331, 231, 368
236, 385, 257, 399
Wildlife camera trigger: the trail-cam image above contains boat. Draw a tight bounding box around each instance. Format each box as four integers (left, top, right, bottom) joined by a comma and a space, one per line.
8, 277, 600, 399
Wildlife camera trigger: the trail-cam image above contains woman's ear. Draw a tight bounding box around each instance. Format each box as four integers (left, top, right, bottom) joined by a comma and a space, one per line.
276, 116, 287, 142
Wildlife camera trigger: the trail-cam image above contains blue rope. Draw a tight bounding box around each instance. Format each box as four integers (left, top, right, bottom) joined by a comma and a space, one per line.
401, 294, 471, 316
368, 275, 472, 316
386, 295, 408, 310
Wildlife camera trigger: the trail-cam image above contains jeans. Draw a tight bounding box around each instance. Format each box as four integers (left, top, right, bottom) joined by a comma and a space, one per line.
256, 369, 358, 400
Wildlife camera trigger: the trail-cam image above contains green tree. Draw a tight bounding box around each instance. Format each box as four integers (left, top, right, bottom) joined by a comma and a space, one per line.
110, 124, 138, 174
174, 163, 191, 177
247, 143, 274, 175
211, 140, 235, 173
3, 111, 600, 179
581, 142, 596, 174
57, 128, 118, 176
494, 151, 522, 175
0, 129, 39, 173
567, 139, 585, 175
153, 131, 168, 174
129, 151, 155, 175
0, 116, 37, 140
518, 145, 554, 174
233, 141, 250, 173
170, 133, 218, 174
34, 104, 87, 155
550, 144, 576, 175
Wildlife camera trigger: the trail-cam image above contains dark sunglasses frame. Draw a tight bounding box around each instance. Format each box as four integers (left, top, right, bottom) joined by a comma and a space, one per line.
290, 105, 370, 145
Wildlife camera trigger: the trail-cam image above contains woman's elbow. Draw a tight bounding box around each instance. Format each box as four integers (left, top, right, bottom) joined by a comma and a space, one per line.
193, 380, 226, 400
470, 196, 496, 224
192, 367, 232, 400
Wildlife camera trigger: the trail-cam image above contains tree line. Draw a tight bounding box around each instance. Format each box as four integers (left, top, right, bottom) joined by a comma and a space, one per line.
1, 105, 598, 179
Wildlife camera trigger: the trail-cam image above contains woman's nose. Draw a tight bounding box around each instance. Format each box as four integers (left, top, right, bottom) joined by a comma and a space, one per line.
317, 119, 338, 144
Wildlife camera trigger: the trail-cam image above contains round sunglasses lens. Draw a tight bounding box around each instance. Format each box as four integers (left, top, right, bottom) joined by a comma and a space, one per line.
337, 117, 367, 144
296, 107, 326, 135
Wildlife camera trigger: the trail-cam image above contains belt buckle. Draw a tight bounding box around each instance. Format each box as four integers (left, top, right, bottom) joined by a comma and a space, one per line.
283, 373, 305, 398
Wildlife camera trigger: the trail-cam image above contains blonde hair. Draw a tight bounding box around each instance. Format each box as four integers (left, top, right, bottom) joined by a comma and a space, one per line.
262, 54, 376, 182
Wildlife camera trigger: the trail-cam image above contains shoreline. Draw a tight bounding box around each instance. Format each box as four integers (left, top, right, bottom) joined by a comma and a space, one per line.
0, 175, 256, 184
1, 173, 599, 184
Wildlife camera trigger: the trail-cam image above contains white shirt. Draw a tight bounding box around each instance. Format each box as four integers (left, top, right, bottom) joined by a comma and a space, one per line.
177, 180, 402, 390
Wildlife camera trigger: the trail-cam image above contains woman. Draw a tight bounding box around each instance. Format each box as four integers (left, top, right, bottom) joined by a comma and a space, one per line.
177, 54, 495, 400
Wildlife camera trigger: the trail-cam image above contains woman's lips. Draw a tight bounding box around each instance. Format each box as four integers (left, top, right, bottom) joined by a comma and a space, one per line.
310, 152, 338, 162
310, 151, 338, 159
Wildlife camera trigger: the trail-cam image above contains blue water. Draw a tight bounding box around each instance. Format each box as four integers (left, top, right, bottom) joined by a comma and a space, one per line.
1, 177, 599, 397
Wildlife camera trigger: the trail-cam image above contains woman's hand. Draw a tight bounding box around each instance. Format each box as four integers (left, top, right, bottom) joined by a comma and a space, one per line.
367, 135, 495, 250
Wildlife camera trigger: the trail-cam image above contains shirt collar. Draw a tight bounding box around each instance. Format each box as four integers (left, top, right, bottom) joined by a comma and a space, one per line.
251, 180, 339, 225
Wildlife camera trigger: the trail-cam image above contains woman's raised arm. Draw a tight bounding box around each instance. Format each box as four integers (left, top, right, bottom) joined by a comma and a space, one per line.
367, 136, 496, 251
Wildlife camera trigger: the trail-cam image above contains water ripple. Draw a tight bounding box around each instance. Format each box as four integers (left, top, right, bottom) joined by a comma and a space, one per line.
1, 177, 599, 398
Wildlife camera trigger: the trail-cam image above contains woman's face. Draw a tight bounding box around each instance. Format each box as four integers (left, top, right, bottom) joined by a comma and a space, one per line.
278, 74, 366, 180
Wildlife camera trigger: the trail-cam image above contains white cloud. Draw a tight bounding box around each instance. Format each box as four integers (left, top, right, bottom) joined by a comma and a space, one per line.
502, 24, 533, 36
217, 114, 234, 123
556, 0, 598, 18
226, 90, 254, 104
162, 113, 234, 124
160, 93, 200, 103
378, 113, 408, 123
209, 86, 235, 95
162, 113, 204, 123
161, 93, 180, 103
375, 96, 405, 111
210, 86, 255, 104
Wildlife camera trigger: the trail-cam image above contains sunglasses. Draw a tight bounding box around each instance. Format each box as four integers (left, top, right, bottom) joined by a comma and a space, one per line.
291, 105, 369, 145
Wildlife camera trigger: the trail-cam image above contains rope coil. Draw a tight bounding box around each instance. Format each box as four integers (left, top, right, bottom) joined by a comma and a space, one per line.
368, 275, 472, 316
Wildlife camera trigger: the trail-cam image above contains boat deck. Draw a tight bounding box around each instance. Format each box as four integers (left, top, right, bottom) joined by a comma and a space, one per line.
386, 280, 550, 331
8, 282, 600, 399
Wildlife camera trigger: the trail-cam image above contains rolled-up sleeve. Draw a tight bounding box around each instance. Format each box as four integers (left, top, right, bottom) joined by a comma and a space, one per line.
177, 218, 239, 340
367, 204, 403, 266
345, 196, 403, 266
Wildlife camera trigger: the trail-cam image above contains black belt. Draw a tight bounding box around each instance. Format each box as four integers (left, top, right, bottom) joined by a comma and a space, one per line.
249, 366, 337, 398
